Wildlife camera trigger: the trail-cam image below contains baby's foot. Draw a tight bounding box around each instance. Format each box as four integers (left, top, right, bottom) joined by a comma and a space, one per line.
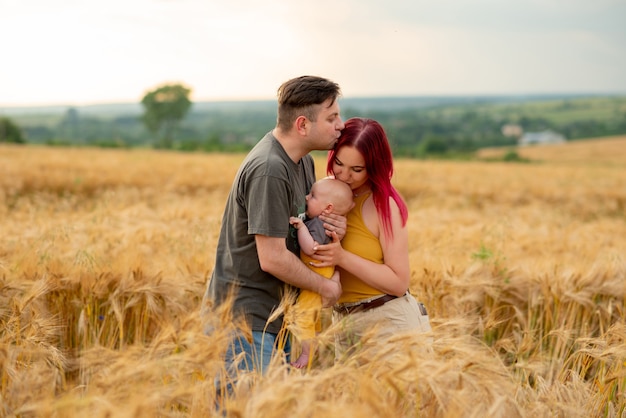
291, 353, 310, 369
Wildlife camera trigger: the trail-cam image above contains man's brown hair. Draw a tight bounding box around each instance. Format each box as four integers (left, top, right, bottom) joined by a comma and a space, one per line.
276, 75, 341, 131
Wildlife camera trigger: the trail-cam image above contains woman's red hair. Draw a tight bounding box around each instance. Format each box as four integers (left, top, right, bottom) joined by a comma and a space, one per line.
327, 117, 408, 237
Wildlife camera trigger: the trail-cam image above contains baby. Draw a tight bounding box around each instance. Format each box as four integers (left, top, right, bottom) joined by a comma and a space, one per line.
289, 177, 354, 369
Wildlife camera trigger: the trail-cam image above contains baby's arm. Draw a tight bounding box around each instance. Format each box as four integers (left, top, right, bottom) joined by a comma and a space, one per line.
289, 216, 318, 256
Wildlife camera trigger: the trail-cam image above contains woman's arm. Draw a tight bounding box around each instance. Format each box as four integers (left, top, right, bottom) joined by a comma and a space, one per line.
313, 197, 410, 297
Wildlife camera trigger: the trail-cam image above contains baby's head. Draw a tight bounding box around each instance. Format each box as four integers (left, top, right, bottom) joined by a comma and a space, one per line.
305, 178, 354, 218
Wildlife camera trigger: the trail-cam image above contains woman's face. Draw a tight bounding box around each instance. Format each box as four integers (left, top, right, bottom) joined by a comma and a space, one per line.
331, 146, 368, 193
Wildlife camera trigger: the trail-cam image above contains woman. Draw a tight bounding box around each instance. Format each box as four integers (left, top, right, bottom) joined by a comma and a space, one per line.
316, 117, 431, 360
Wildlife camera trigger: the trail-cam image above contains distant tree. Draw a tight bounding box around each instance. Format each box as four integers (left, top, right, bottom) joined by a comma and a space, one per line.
58, 108, 80, 141
0, 117, 26, 144
419, 135, 449, 155
141, 83, 192, 148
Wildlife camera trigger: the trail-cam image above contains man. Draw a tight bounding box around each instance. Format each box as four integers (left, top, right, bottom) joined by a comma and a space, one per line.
202, 75, 346, 382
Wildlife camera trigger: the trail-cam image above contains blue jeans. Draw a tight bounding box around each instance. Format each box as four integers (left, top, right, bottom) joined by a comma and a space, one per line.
216, 330, 291, 400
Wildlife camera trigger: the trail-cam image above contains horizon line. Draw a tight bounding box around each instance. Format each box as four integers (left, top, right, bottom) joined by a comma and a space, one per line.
2, 91, 626, 110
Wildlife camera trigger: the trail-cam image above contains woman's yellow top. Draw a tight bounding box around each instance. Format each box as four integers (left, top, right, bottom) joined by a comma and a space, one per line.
337, 192, 384, 304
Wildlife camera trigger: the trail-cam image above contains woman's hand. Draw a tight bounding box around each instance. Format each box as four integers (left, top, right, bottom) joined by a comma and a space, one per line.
319, 212, 346, 240
311, 232, 343, 268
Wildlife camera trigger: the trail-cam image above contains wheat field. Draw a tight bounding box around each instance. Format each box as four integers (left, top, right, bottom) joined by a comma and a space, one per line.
1, 136, 625, 417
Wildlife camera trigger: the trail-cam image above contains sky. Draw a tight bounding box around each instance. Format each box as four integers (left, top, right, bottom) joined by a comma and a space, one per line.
1, 0, 626, 107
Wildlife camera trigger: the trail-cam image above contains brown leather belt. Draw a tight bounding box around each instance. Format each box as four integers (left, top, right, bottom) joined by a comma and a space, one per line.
333, 294, 398, 315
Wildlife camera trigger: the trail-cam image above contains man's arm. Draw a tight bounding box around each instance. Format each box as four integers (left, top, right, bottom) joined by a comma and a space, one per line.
255, 234, 341, 307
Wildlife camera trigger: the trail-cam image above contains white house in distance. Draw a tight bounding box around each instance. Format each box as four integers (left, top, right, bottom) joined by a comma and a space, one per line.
518, 130, 567, 146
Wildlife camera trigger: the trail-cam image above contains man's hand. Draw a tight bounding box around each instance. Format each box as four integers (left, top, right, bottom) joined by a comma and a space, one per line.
319, 270, 341, 307
319, 212, 347, 240
256, 234, 341, 304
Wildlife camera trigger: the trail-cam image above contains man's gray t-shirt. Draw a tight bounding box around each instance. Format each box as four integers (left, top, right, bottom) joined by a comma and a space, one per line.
206, 131, 316, 334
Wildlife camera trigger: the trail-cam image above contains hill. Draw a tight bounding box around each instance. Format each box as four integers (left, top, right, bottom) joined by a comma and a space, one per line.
1, 94, 625, 154
0, 93, 616, 116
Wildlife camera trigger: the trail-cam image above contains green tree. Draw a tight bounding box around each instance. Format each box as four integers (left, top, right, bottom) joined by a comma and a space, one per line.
141, 83, 192, 148
0, 117, 26, 144
419, 135, 449, 155
58, 107, 80, 141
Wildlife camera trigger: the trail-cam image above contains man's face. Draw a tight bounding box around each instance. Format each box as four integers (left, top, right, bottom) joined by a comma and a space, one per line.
306, 98, 345, 151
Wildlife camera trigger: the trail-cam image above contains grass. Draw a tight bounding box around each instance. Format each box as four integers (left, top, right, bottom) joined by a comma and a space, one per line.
1, 137, 625, 417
